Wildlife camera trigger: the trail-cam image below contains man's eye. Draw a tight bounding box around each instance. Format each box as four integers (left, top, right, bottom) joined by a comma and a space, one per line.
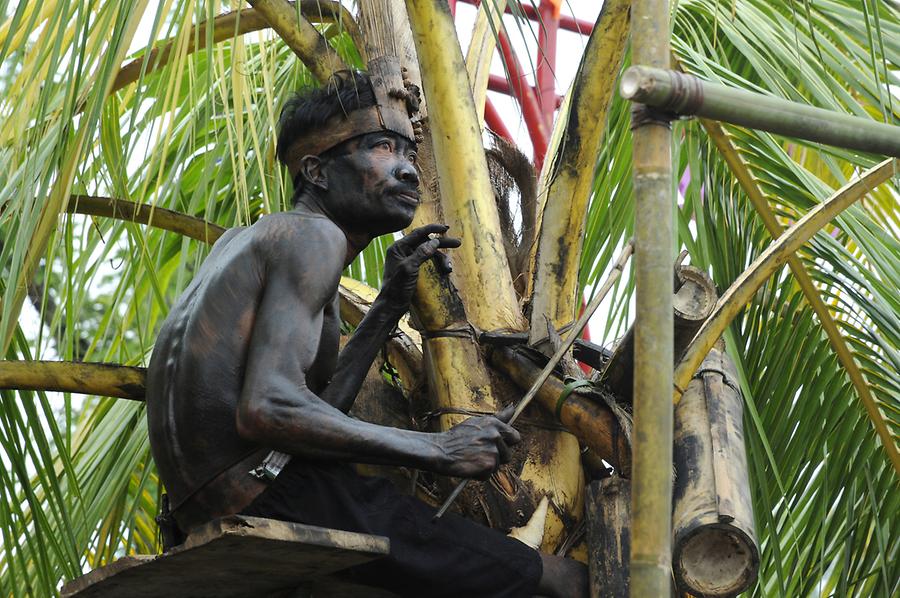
408, 152, 418, 165
376, 140, 392, 150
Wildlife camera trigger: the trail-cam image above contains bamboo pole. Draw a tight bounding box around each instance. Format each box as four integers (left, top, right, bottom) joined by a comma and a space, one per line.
527, 0, 630, 345
628, 0, 673, 595
247, 0, 347, 82
621, 66, 900, 157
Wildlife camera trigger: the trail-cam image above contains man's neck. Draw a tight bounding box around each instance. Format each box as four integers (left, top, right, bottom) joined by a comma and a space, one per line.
293, 191, 372, 266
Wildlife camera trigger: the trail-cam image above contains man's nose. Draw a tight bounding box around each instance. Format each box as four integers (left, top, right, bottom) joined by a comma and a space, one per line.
394, 162, 419, 187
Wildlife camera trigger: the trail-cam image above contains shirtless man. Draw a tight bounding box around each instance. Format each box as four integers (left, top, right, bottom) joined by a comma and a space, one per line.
146, 71, 587, 597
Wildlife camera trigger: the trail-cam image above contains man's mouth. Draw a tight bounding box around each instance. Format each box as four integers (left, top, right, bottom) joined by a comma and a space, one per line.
394, 189, 420, 206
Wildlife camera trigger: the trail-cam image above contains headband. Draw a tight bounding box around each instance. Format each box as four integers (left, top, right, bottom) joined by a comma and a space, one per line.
284, 57, 420, 181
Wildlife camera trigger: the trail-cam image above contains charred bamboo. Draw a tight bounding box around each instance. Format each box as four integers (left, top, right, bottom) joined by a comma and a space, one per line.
586, 478, 631, 598
673, 345, 758, 597
604, 265, 716, 403
491, 347, 631, 475
621, 66, 900, 157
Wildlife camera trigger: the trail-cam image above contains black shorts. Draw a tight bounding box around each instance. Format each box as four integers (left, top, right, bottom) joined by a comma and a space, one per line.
240, 460, 542, 597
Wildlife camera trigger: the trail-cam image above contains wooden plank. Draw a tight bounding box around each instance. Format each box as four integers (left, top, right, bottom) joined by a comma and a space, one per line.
61, 516, 390, 598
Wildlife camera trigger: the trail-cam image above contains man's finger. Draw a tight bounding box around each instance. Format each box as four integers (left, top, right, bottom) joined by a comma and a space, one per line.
495, 404, 515, 423
397, 223, 449, 249
496, 438, 511, 464
431, 251, 453, 275
409, 238, 441, 265
436, 236, 461, 249
496, 421, 522, 446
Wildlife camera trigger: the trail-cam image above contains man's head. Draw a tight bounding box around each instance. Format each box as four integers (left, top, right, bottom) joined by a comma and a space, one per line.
277, 71, 420, 235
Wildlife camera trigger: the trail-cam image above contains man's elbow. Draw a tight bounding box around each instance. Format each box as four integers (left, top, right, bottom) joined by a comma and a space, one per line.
235, 385, 316, 444
235, 398, 272, 443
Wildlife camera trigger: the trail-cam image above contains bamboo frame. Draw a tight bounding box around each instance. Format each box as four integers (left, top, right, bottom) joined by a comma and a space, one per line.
628, 1, 674, 595
701, 119, 900, 476
672, 159, 899, 489
621, 66, 900, 157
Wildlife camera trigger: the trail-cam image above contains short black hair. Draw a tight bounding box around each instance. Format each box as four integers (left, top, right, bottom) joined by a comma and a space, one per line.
276, 70, 377, 170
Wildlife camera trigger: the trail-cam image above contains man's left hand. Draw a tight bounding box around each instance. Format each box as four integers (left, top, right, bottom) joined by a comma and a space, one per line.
382, 224, 461, 308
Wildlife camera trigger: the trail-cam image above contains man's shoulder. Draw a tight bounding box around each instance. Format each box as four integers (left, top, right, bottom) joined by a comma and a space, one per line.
249, 213, 345, 278
251, 212, 341, 243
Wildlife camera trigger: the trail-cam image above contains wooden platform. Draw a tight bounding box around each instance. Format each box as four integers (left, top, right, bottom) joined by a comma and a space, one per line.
61, 516, 393, 598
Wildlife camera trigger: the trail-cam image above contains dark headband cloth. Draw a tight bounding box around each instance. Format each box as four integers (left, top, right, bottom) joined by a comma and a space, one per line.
284, 105, 415, 179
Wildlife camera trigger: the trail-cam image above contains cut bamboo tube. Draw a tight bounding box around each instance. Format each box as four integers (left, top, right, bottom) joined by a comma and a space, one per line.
586, 478, 632, 597
621, 66, 900, 157
604, 265, 716, 403
673, 346, 758, 596
628, 0, 674, 595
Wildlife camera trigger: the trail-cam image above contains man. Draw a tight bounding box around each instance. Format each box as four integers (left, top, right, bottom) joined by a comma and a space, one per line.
146, 70, 586, 597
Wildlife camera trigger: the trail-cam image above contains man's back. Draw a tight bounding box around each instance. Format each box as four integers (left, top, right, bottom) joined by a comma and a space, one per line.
145, 214, 342, 530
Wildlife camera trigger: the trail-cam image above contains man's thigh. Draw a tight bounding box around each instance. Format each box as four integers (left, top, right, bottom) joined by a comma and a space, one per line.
241, 460, 542, 598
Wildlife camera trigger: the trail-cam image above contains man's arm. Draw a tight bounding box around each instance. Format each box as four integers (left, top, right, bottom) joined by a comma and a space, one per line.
320, 224, 459, 413
235, 220, 514, 478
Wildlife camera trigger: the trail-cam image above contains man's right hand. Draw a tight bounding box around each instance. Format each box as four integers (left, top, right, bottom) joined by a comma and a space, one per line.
436, 406, 521, 479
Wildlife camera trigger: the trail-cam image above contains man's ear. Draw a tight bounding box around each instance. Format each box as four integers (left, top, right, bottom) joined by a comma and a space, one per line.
298, 155, 328, 191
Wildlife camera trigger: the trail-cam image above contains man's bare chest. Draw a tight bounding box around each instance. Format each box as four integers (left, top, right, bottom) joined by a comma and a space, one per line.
308, 293, 341, 392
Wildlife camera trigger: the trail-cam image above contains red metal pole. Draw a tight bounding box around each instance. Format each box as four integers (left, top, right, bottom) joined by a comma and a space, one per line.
484, 97, 515, 143
536, 0, 560, 129
457, 0, 594, 35
448, 0, 457, 16
498, 30, 549, 167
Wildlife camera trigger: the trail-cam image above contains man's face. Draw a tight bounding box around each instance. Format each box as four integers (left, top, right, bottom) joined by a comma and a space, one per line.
321, 131, 420, 236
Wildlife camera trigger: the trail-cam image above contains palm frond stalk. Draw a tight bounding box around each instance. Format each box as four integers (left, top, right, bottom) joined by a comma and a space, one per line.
527, 0, 630, 344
